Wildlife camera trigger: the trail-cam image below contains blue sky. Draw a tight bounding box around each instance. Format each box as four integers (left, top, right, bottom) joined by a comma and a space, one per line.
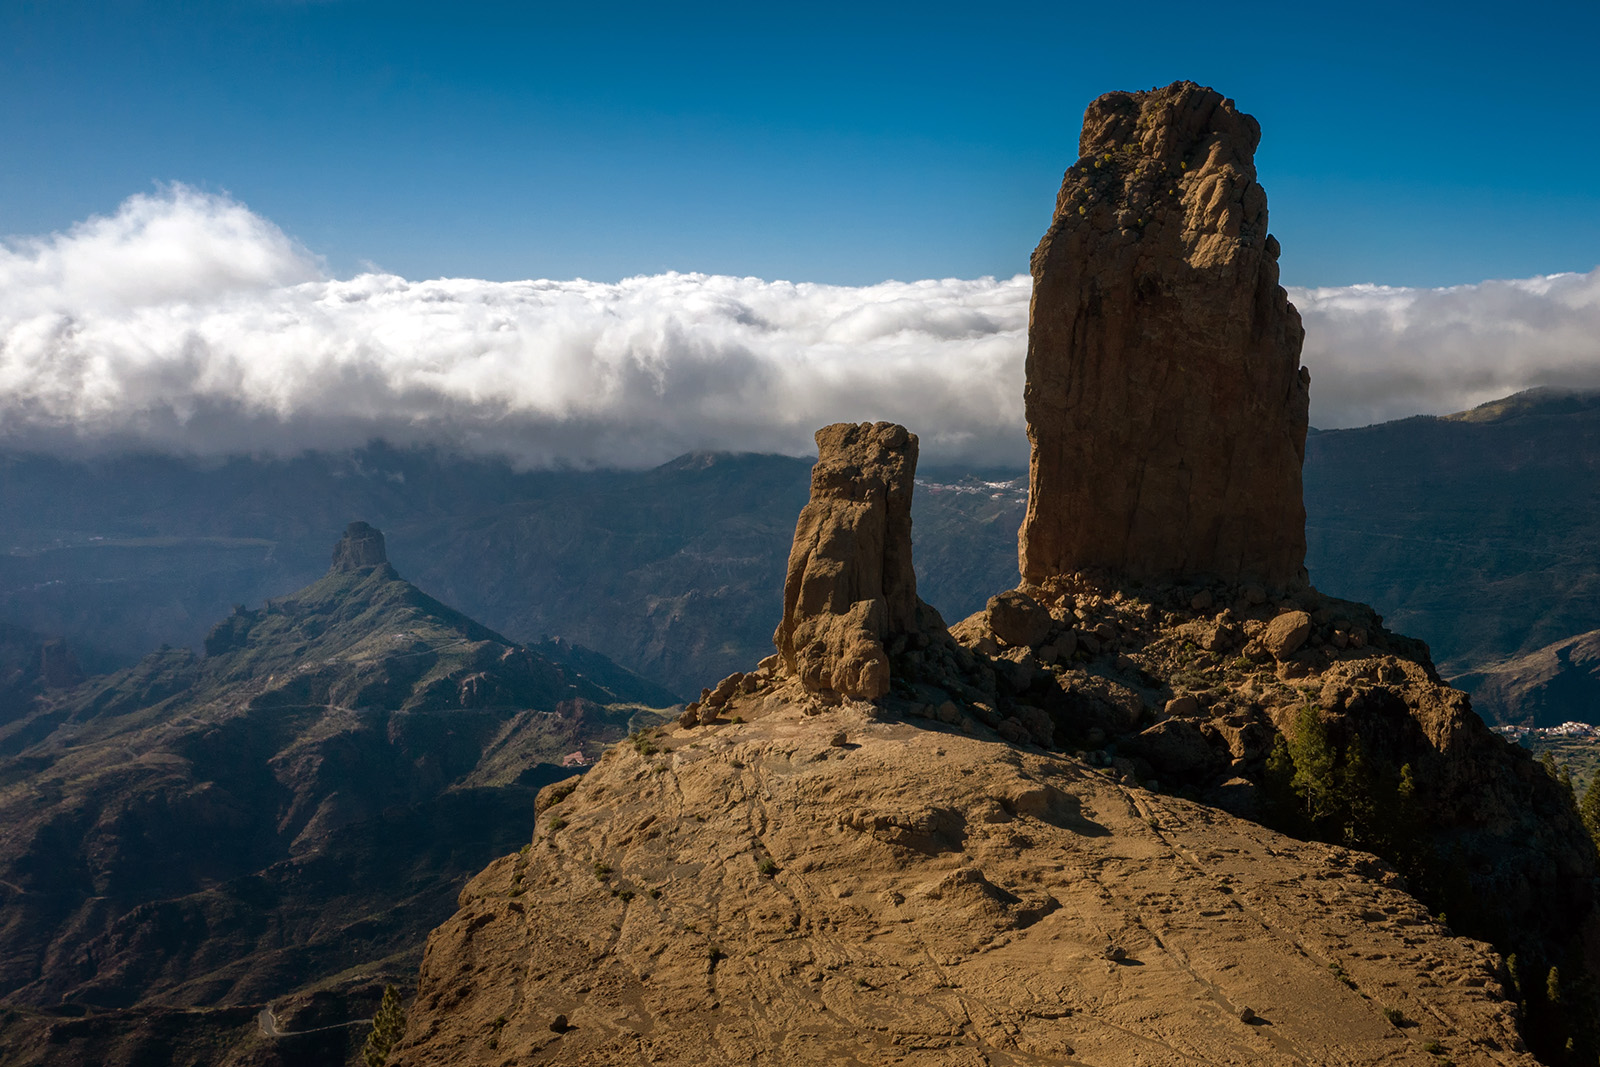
4, 0, 1597, 288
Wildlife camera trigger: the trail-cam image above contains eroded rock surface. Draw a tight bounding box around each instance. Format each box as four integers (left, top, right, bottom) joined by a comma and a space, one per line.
772, 422, 925, 700
942, 573, 1600, 985
391, 702, 1534, 1067
1020, 81, 1309, 587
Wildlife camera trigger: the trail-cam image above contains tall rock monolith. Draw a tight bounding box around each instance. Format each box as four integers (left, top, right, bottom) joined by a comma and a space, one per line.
1020, 81, 1310, 588
773, 422, 922, 700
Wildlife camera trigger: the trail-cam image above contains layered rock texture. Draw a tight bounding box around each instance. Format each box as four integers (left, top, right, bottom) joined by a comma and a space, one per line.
772, 423, 932, 700
1020, 81, 1309, 587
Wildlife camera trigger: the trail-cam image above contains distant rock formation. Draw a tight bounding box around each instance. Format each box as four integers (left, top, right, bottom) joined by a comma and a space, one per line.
772, 422, 926, 700
0, 527, 672, 1022
331, 520, 388, 572
1020, 81, 1309, 588
39, 638, 81, 689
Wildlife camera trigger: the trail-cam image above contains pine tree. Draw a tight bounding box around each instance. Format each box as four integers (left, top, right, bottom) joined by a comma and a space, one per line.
1581, 774, 1600, 849
1397, 763, 1417, 806
1336, 738, 1376, 848
1288, 705, 1338, 825
362, 985, 406, 1067
1264, 733, 1297, 819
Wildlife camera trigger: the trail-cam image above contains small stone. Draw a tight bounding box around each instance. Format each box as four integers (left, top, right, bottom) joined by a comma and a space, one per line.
1104, 944, 1127, 962
1238, 1006, 1256, 1024
551, 1014, 572, 1033
996, 717, 1030, 745
1190, 589, 1214, 611
829, 731, 848, 747
970, 703, 1001, 727
1014, 705, 1056, 747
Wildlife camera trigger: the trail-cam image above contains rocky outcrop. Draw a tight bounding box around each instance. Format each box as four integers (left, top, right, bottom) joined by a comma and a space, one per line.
943, 574, 1600, 985
772, 422, 925, 700
330, 520, 387, 572
390, 702, 1535, 1067
1020, 81, 1309, 588
388, 85, 1600, 1066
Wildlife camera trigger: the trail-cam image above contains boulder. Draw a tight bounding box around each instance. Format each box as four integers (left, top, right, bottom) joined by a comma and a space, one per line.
773, 422, 924, 700
1135, 718, 1219, 776
985, 589, 1053, 648
1019, 81, 1309, 588
1262, 610, 1312, 660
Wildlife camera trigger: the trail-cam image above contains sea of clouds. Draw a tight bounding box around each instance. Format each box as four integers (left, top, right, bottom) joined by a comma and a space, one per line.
3, 186, 1597, 467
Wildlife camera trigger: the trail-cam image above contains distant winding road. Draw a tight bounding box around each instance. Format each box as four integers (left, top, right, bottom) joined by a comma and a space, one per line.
257, 1006, 372, 1038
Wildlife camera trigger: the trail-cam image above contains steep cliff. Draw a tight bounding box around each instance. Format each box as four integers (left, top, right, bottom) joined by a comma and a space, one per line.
1021, 81, 1308, 587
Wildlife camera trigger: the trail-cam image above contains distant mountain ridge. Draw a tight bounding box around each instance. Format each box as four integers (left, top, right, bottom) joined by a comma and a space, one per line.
0, 523, 670, 1027
0, 449, 1024, 699
1303, 386, 1600, 696
5, 385, 1600, 724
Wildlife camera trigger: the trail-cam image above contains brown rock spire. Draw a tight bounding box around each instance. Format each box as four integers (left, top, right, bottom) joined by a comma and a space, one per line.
1019, 81, 1310, 588
773, 422, 922, 700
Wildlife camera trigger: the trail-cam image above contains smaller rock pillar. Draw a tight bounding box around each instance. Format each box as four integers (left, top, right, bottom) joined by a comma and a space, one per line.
773, 422, 922, 699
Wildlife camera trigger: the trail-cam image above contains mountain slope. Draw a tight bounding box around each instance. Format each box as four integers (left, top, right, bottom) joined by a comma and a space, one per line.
6, 386, 1600, 717
0, 524, 672, 1014
1304, 388, 1600, 681
1457, 628, 1600, 727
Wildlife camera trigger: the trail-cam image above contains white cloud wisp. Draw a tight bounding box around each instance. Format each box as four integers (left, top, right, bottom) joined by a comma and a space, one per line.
2, 187, 1596, 466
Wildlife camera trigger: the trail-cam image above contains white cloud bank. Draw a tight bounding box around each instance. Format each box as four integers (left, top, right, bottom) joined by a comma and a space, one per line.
2, 187, 1597, 466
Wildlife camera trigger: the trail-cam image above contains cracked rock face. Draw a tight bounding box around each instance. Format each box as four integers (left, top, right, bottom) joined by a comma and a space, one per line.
389, 703, 1536, 1067
773, 422, 923, 700
1020, 81, 1310, 589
